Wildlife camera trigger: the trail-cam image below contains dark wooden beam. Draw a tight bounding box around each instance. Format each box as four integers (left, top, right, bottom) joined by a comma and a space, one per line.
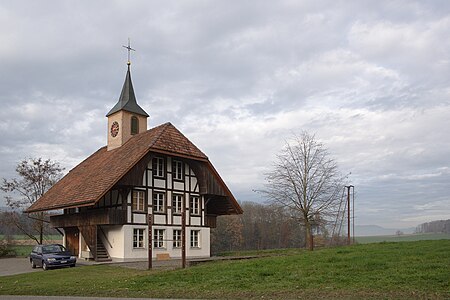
50, 208, 126, 228
118, 153, 154, 186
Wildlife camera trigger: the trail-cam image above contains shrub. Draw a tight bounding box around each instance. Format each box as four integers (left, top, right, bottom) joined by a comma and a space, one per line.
0, 235, 16, 257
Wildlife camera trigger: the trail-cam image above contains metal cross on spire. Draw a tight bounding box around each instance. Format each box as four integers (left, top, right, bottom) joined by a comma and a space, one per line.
122, 38, 136, 66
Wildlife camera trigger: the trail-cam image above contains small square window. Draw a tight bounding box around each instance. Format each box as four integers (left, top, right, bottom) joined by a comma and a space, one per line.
190, 230, 200, 248
153, 192, 165, 213
172, 194, 183, 214
133, 228, 145, 248
173, 229, 182, 248
132, 190, 145, 212
154, 229, 165, 248
190, 196, 200, 215
152, 157, 165, 178
173, 160, 183, 180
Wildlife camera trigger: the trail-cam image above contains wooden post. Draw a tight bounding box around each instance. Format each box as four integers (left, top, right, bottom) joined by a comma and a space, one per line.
148, 214, 152, 269
347, 186, 351, 245
352, 186, 355, 244
181, 198, 186, 268
345, 185, 354, 245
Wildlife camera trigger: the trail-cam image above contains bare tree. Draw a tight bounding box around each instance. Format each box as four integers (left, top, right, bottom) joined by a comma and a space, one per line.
1, 158, 63, 244
258, 132, 345, 250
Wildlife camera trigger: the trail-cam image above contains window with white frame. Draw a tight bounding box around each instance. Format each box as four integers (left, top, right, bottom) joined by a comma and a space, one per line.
172, 194, 183, 214
190, 230, 200, 248
173, 229, 182, 248
153, 192, 165, 213
133, 228, 145, 248
190, 196, 200, 215
152, 157, 164, 177
132, 190, 145, 212
172, 160, 183, 180
153, 229, 165, 248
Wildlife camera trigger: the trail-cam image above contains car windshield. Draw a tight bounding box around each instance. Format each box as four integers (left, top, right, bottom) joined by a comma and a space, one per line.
42, 245, 65, 254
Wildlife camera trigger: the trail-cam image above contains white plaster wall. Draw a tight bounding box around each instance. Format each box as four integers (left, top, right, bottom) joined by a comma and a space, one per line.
105, 225, 210, 260
147, 170, 152, 183
126, 192, 132, 223
122, 225, 148, 259
79, 232, 84, 258
173, 181, 184, 191
152, 226, 210, 259
173, 215, 182, 225
191, 217, 201, 226
190, 177, 198, 192
154, 179, 165, 189
154, 214, 166, 224
186, 227, 210, 258
167, 174, 172, 189
102, 225, 125, 259
133, 214, 147, 224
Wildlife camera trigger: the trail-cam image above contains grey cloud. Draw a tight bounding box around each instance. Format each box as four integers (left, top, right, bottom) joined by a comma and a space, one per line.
1, 0, 449, 227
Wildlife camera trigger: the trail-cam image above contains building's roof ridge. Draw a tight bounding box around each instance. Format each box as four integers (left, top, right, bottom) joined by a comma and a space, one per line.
150, 122, 172, 147
150, 122, 208, 160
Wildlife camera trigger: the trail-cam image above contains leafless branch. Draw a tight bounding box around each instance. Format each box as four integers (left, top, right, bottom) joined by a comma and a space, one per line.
256, 131, 346, 250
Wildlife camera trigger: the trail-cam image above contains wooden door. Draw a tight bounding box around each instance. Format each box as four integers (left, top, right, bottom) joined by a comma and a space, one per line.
65, 227, 79, 256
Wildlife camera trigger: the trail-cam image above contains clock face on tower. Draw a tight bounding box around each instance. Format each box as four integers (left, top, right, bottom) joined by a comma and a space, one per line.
110, 121, 120, 137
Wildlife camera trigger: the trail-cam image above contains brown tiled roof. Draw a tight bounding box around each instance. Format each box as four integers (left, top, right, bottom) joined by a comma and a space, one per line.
26, 122, 226, 213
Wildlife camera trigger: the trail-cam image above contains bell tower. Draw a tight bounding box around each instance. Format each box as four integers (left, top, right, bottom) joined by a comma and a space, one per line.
106, 40, 149, 151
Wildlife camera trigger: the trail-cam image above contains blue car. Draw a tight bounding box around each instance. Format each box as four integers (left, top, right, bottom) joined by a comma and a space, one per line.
30, 244, 77, 270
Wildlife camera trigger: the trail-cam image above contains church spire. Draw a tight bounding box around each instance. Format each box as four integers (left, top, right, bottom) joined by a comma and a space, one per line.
106, 39, 149, 151
106, 65, 149, 117
106, 39, 149, 118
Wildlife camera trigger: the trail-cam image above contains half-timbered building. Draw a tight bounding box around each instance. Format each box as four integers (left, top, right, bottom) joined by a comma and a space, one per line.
27, 63, 242, 261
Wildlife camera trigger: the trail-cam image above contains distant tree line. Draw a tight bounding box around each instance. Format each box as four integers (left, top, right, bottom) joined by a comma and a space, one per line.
415, 219, 450, 234
0, 210, 59, 237
211, 201, 307, 254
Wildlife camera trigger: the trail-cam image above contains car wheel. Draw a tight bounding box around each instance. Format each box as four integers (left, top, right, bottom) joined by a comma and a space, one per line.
42, 262, 48, 271
70, 264, 75, 268
31, 260, 36, 269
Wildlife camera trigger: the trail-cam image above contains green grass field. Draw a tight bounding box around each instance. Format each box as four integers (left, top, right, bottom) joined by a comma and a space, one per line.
0, 240, 448, 299
7, 245, 34, 257
0, 235, 62, 241
356, 233, 450, 244
0, 235, 62, 257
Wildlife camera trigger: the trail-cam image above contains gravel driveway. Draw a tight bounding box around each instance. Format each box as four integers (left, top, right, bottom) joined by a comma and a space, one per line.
0, 258, 40, 277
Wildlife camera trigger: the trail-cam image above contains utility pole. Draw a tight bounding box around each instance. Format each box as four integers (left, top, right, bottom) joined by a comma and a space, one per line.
148, 214, 152, 269
352, 187, 355, 244
345, 185, 354, 245
181, 197, 186, 268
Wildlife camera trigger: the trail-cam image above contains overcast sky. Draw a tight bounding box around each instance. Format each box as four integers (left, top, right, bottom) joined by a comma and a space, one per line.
1, 0, 449, 229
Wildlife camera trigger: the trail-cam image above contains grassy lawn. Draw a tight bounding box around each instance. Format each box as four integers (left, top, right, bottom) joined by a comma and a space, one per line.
0, 235, 62, 241
7, 245, 34, 257
0, 235, 63, 257
356, 233, 450, 244
0, 240, 449, 299
215, 247, 303, 257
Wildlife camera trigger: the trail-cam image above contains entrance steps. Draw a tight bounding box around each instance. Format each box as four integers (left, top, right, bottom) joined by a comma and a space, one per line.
96, 236, 111, 262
